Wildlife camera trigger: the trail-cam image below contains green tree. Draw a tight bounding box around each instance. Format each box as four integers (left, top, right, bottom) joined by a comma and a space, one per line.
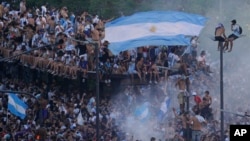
24, 0, 215, 18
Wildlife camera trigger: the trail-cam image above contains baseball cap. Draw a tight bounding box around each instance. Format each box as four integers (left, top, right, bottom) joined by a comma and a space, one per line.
192, 92, 197, 96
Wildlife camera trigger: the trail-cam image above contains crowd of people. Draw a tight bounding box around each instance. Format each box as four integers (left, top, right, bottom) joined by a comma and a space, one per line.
0, 1, 249, 141
0, 0, 209, 85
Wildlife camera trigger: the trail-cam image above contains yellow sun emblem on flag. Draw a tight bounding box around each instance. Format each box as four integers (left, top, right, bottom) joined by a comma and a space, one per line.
150, 25, 156, 32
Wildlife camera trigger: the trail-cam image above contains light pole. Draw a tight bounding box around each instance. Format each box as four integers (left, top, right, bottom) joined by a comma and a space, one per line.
219, 42, 224, 141
94, 42, 100, 141
186, 77, 190, 141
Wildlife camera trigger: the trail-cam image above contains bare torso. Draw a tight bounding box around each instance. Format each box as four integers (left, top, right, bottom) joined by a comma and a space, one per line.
215, 27, 225, 37
176, 79, 186, 91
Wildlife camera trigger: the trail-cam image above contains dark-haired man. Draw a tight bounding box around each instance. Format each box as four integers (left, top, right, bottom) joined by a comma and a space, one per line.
190, 110, 207, 141
224, 19, 241, 52
150, 137, 156, 141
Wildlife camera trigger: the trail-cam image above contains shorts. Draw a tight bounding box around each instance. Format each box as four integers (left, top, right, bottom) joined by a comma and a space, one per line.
228, 34, 239, 40
214, 36, 225, 42
178, 92, 185, 104
164, 61, 169, 67
128, 69, 137, 74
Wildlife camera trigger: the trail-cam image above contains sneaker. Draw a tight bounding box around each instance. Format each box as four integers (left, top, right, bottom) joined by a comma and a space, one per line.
154, 81, 158, 84
108, 79, 111, 83
82, 78, 85, 83
149, 81, 152, 84
105, 80, 108, 83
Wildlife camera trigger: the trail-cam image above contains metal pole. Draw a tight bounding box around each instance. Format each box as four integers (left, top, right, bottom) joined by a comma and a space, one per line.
219, 0, 224, 139
186, 77, 190, 141
186, 77, 190, 112
220, 41, 224, 141
94, 42, 100, 141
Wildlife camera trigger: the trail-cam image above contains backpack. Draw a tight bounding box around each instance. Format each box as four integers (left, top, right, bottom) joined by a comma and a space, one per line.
239, 26, 243, 34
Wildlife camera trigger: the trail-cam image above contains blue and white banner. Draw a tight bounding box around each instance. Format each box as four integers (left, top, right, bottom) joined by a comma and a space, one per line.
158, 96, 171, 122
8, 93, 28, 119
134, 102, 150, 122
77, 112, 84, 126
104, 11, 207, 54
160, 96, 171, 114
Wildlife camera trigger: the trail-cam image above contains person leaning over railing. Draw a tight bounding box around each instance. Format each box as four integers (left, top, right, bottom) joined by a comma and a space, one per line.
69, 51, 81, 79
0, 2, 125, 81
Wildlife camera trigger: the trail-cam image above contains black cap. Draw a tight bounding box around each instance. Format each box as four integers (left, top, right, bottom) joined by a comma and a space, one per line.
231, 19, 236, 23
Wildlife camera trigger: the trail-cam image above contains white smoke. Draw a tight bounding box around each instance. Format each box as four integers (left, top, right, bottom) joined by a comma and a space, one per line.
110, 0, 250, 139
199, 0, 250, 117
110, 83, 178, 140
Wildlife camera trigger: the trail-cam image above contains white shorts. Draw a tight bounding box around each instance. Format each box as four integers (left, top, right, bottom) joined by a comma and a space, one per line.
128, 69, 137, 74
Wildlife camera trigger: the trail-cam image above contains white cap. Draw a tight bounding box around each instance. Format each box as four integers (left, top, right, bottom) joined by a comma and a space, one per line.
192, 92, 197, 96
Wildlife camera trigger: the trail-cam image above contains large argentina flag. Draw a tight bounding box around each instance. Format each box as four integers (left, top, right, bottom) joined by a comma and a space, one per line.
105, 11, 207, 54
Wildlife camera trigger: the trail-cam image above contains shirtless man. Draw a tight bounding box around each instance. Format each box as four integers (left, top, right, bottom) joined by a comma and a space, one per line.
214, 23, 227, 51
175, 76, 188, 113
203, 91, 212, 106
190, 110, 207, 141
136, 57, 146, 81
149, 61, 159, 84
47, 16, 56, 34
173, 108, 191, 141
92, 24, 99, 40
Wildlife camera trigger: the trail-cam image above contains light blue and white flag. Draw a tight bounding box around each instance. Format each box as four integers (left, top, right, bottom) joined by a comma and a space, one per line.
77, 112, 84, 126
158, 96, 171, 122
160, 96, 171, 114
104, 11, 207, 54
8, 93, 28, 119
134, 102, 150, 122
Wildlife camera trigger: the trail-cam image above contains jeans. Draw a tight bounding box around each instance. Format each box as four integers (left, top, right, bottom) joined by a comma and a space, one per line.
192, 130, 202, 141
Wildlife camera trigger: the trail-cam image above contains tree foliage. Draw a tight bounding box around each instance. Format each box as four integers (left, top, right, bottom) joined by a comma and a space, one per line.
23, 0, 216, 18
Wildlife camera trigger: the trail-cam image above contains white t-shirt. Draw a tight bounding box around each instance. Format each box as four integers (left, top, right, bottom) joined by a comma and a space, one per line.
48, 91, 54, 100
65, 44, 75, 51
197, 55, 206, 65
232, 24, 240, 37
80, 53, 88, 61
20, 17, 28, 27
92, 16, 99, 24
168, 52, 180, 67
62, 54, 72, 65
41, 5, 47, 15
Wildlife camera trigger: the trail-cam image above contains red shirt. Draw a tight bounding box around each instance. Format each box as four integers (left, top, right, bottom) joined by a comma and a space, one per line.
194, 95, 202, 105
